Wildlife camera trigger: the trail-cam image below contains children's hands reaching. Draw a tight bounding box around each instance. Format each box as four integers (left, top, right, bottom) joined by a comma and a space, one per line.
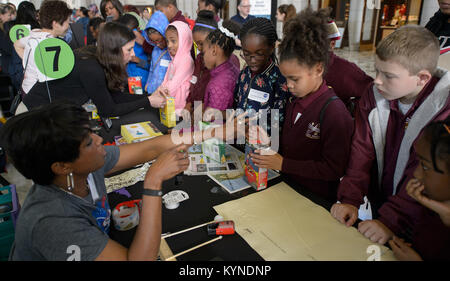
149, 86, 169, 109
388, 236, 422, 261
250, 150, 283, 171
406, 178, 450, 227
358, 219, 394, 245
330, 203, 359, 227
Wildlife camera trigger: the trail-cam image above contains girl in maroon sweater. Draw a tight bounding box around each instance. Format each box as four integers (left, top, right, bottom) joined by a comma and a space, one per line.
250, 8, 354, 202
388, 119, 450, 261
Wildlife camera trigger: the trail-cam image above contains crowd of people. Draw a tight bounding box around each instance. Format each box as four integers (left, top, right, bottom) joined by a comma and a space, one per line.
0, 0, 448, 261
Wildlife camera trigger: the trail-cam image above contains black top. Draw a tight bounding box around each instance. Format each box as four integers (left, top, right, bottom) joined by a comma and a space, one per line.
425, 10, 450, 52
24, 48, 151, 117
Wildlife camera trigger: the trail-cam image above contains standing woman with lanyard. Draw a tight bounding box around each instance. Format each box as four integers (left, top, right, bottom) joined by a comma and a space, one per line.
23, 22, 167, 117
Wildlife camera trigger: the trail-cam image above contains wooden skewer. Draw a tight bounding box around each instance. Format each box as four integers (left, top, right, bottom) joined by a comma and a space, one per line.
165, 236, 223, 261
161, 220, 218, 239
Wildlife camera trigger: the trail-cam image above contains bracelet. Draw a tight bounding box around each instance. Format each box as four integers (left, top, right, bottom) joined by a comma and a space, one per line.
142, 188, 163, 197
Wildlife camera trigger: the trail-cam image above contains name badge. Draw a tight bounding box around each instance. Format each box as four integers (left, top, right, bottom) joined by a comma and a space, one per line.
160, 59, 170, 67
248, 88, 270, 103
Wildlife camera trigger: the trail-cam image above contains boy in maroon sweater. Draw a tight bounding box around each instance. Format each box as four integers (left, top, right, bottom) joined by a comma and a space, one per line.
331, 25, 450, 245
250, 8, 353, 202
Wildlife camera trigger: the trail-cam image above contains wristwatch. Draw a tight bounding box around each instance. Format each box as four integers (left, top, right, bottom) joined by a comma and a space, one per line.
142, 188, 163, 197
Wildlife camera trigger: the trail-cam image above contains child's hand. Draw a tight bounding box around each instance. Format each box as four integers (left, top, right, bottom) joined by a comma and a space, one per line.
406, 178, 450, 227
148, 91, 167, 109
247, 125, 271, 146
133, 30, 145, 45
388, 236, 422, 261
330, 203, 359, 227
358, 219, 394, 244
250, 150, 283, 171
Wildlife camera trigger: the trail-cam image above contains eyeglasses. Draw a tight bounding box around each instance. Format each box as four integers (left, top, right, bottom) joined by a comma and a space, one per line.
150, 37, 166, 45
240, 51, 267, 61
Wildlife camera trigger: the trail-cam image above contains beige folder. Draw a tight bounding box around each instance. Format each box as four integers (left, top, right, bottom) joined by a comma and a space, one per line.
214, 182, 397, 261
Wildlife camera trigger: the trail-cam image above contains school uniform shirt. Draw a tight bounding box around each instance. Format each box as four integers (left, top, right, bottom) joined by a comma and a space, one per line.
337, 69, 450, 231
281, 81, 354, 202
234, 61, 290, 136
411, 207, 450, 261
10, 146, 119, 261
203, 59, 240, 110
186, 53, 211, 105
325, 51, 373, 105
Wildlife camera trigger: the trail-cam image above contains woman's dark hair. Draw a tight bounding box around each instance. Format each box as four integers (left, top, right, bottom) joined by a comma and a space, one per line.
118, 13, 139, 30
96, 22, 135, 91
193, 10, 218, 34
13, 1, 39, 29
278, 4, 296, 22
79, 6, 89, 17
205, 19, 239, 57
279, 7, 330, 71
199, 0, 225, 14
240, 17, 278, 62
100, 0, 124, 19
0, 102, 91, 185
423, 117, 450, 173
39, 0, 72, 29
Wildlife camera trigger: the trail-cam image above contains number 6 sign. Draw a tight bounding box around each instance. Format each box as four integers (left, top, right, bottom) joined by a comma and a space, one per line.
34, 38, 75, 80
9, 24, 31, 43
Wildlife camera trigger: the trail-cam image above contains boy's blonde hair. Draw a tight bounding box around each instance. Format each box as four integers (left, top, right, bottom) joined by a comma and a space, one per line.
376, 25, 440, 75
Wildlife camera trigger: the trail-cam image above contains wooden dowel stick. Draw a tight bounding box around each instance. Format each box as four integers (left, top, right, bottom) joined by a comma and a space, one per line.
161, 220, 217, 239
165, 236, 223, 261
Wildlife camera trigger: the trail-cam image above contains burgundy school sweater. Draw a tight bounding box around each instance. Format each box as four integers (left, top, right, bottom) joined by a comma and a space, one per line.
325, 52, 373, 105
280, 81, 354, 202
337, 70, 450, 238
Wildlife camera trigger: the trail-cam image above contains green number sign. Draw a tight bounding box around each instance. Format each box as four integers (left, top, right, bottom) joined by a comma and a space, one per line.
9, 24, 30, 43
34, 38, 75, 79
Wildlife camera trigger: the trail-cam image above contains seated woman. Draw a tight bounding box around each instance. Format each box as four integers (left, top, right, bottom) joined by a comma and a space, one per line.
1, 101, 206, 261
22, 22, 166, 117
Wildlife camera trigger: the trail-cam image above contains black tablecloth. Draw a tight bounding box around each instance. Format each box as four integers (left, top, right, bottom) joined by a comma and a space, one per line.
101, 108, 335, 261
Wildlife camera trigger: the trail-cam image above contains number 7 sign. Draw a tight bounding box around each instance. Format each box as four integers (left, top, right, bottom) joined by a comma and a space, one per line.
34, 38, 75, 80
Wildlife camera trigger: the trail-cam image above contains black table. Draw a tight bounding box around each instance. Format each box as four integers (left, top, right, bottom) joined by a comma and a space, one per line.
101, 109, 335, 261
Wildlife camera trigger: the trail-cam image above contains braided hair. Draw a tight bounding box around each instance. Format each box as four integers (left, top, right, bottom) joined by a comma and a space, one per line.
279, 8, 331, 71
423, 117, 450, 173
240, 17, 278, 62
205, 19, 240, 57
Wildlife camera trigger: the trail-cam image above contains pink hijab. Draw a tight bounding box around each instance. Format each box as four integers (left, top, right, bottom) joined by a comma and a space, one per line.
161, 21, 194, 115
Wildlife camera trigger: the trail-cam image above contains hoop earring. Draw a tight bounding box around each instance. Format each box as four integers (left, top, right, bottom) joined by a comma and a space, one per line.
67, 172, 74, 192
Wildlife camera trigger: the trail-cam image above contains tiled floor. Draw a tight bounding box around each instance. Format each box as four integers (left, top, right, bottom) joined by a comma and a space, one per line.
0, 47, 376, 206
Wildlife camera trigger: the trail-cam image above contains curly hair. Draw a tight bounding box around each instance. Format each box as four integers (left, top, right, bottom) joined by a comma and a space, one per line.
205, 19, 240, 57
38, 0, 72, 29
279, 7, 331, 70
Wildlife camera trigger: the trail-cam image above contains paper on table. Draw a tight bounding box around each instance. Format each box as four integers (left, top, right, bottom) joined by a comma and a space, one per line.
213, 182, 397, 261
